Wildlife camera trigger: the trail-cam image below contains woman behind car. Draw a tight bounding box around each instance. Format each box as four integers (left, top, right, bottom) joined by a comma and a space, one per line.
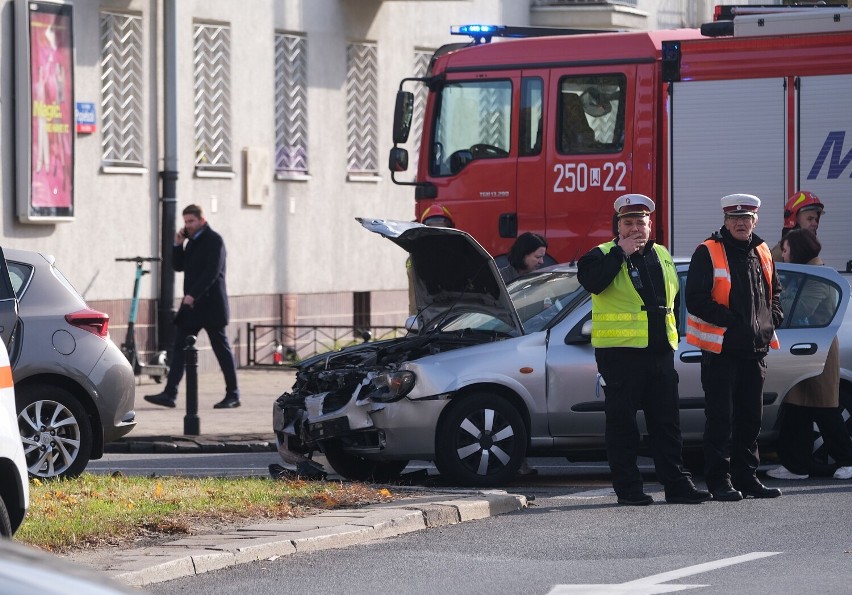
768, 228, 852, 481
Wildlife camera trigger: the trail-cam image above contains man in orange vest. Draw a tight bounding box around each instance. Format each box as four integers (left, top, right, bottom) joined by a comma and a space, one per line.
685, 194, 784, 501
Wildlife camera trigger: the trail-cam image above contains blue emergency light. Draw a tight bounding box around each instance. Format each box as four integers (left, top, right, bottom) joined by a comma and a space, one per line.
450, 24, 503, 44
450, 24, 614, 45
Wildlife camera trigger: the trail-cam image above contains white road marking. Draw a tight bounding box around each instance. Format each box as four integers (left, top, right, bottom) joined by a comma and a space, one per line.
548, 552, 781, 594
551, 488, 617, 499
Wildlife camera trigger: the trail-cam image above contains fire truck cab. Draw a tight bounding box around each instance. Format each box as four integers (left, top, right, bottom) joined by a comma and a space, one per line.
390, 7, 852, 269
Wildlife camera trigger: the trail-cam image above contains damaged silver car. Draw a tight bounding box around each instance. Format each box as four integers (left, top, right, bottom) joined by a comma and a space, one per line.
273, 219, 852, 486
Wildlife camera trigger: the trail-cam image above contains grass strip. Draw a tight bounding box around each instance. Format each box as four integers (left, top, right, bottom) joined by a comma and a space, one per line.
17, 473, 393, 552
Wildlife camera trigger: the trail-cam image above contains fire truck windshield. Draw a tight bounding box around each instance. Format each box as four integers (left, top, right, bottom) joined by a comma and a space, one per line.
430, 80, 512, 176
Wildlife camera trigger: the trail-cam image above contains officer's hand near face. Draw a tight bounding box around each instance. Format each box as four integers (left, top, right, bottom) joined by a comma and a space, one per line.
617, 219, 649, 255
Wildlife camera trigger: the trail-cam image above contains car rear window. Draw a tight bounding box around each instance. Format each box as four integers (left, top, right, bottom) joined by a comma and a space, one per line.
7, 262, 33, 298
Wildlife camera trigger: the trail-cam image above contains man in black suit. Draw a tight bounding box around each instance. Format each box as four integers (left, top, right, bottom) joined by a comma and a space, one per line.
145, 204, 240, 409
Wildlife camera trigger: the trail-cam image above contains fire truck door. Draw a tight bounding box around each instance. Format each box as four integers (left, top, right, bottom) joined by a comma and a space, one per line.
425, 74, 519, 257
513, 73, 547, 245
669, 78, 786, 258
545, 68, 635, 265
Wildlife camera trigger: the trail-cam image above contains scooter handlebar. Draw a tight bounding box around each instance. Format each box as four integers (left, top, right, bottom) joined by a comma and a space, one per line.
116, 257, 161, 262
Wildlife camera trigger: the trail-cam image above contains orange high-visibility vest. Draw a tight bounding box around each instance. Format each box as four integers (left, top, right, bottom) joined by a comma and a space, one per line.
686, 240, 780, 353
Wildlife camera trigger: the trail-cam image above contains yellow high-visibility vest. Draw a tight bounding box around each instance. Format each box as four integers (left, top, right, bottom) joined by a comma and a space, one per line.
591, 242, 678, 349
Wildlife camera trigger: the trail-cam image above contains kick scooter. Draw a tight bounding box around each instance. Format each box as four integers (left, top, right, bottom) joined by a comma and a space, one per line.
115, 257, 170, 382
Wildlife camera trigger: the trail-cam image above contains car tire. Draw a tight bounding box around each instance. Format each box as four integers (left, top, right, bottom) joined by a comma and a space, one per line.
322, 440, 409, 482
435, 392, 527, 487
17, 385, 93, 480
0, 496, 11, 537
811, 386, 852, 471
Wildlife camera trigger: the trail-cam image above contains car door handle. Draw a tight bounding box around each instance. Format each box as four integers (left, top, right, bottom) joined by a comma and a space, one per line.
679, 350, 702, 363
790, 343, 818, 356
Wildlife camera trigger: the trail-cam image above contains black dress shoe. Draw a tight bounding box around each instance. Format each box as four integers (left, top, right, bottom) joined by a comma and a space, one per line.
665, 482, 712, 504
617, 492, 654, 506
710, 484, 743, 502
213, 396, 241, 409
735, 480, 782, 499
144, 393, 176, 408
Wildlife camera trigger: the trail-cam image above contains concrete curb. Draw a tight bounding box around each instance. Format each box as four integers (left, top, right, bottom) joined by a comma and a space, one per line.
104, 435, 277, 454
73, 491, 527, 587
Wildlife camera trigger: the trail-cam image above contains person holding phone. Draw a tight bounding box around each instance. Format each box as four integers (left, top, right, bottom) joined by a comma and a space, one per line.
577, 194, 709, 506
145, 204, 240, 409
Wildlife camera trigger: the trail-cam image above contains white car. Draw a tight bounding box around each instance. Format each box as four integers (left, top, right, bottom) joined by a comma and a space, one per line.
0, 248, 28, 535
274, 220, 851, 486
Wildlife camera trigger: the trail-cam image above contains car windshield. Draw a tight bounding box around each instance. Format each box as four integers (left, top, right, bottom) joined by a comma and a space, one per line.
437, 270, 587, 335
507, 270, 588, 332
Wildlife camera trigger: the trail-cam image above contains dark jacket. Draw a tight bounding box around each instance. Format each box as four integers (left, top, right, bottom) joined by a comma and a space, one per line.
577, 240, 673, 353
173, 224, 230, 329
685, 227, 783, 358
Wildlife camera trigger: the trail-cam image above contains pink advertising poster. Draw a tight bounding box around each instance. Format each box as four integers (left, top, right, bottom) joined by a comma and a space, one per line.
29, 3, 74, 214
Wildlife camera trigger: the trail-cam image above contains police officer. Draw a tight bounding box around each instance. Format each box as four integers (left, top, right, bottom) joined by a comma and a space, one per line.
578, 194, 710, 506
685, 194, 784, 501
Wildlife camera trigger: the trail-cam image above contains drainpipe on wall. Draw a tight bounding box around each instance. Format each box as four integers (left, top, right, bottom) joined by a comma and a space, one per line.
157, 0, 178, 355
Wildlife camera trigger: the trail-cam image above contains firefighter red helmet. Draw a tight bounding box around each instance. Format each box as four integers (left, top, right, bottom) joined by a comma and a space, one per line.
783, 191, 823, 229
420, 204, 453, 227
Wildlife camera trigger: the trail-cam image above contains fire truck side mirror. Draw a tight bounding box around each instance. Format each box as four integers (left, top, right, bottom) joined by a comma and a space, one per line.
389, 147, 409, 172
393, 91, 415, 144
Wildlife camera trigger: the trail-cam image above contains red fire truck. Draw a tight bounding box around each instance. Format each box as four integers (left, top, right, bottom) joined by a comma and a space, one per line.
389, 6, 852, 269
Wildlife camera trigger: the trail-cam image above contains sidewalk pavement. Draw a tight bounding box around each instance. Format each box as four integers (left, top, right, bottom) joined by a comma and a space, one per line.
91, 368, 528, 588
70, 489, 528, 588
106, 366, 296, 454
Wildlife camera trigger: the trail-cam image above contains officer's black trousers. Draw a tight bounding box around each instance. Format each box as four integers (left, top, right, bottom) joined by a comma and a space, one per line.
595, 347, 688, 497
701, 351, 765, 488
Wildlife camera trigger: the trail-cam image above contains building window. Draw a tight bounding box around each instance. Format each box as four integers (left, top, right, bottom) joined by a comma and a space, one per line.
346, 42, 378, 178
274, 33, 308, 178
100, 11, 144, 168
193, 22, 232, 172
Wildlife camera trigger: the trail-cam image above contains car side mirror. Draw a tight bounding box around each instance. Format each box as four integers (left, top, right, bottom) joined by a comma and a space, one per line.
405, 315, 419, 333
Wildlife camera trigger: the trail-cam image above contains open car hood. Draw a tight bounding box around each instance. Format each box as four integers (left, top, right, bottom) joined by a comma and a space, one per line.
357, 218, 524, 335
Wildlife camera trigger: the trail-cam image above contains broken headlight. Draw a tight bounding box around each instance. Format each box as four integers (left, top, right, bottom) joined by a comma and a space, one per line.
363, 370, 416, 403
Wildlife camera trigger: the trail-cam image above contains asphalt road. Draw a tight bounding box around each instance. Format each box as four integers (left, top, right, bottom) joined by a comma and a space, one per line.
85, 453, 852, 594
145, 478, 852, 595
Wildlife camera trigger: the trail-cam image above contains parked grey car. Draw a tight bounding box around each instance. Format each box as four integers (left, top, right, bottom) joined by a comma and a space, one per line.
273, 220, 851, 486
6, 248, 136, 479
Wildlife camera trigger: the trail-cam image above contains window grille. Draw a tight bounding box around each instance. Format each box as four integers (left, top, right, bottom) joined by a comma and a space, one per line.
409, 49, 432, 172
346, 42, 378, 176
274, 33, 308, 177
193, 22, 233, 171
100, 11, 144, 167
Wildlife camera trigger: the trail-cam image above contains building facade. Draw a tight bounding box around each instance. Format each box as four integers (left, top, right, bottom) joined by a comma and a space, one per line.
0, 0, 772, 369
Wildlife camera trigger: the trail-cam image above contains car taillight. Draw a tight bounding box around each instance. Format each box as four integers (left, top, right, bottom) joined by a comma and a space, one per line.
65, 309, 110, 338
